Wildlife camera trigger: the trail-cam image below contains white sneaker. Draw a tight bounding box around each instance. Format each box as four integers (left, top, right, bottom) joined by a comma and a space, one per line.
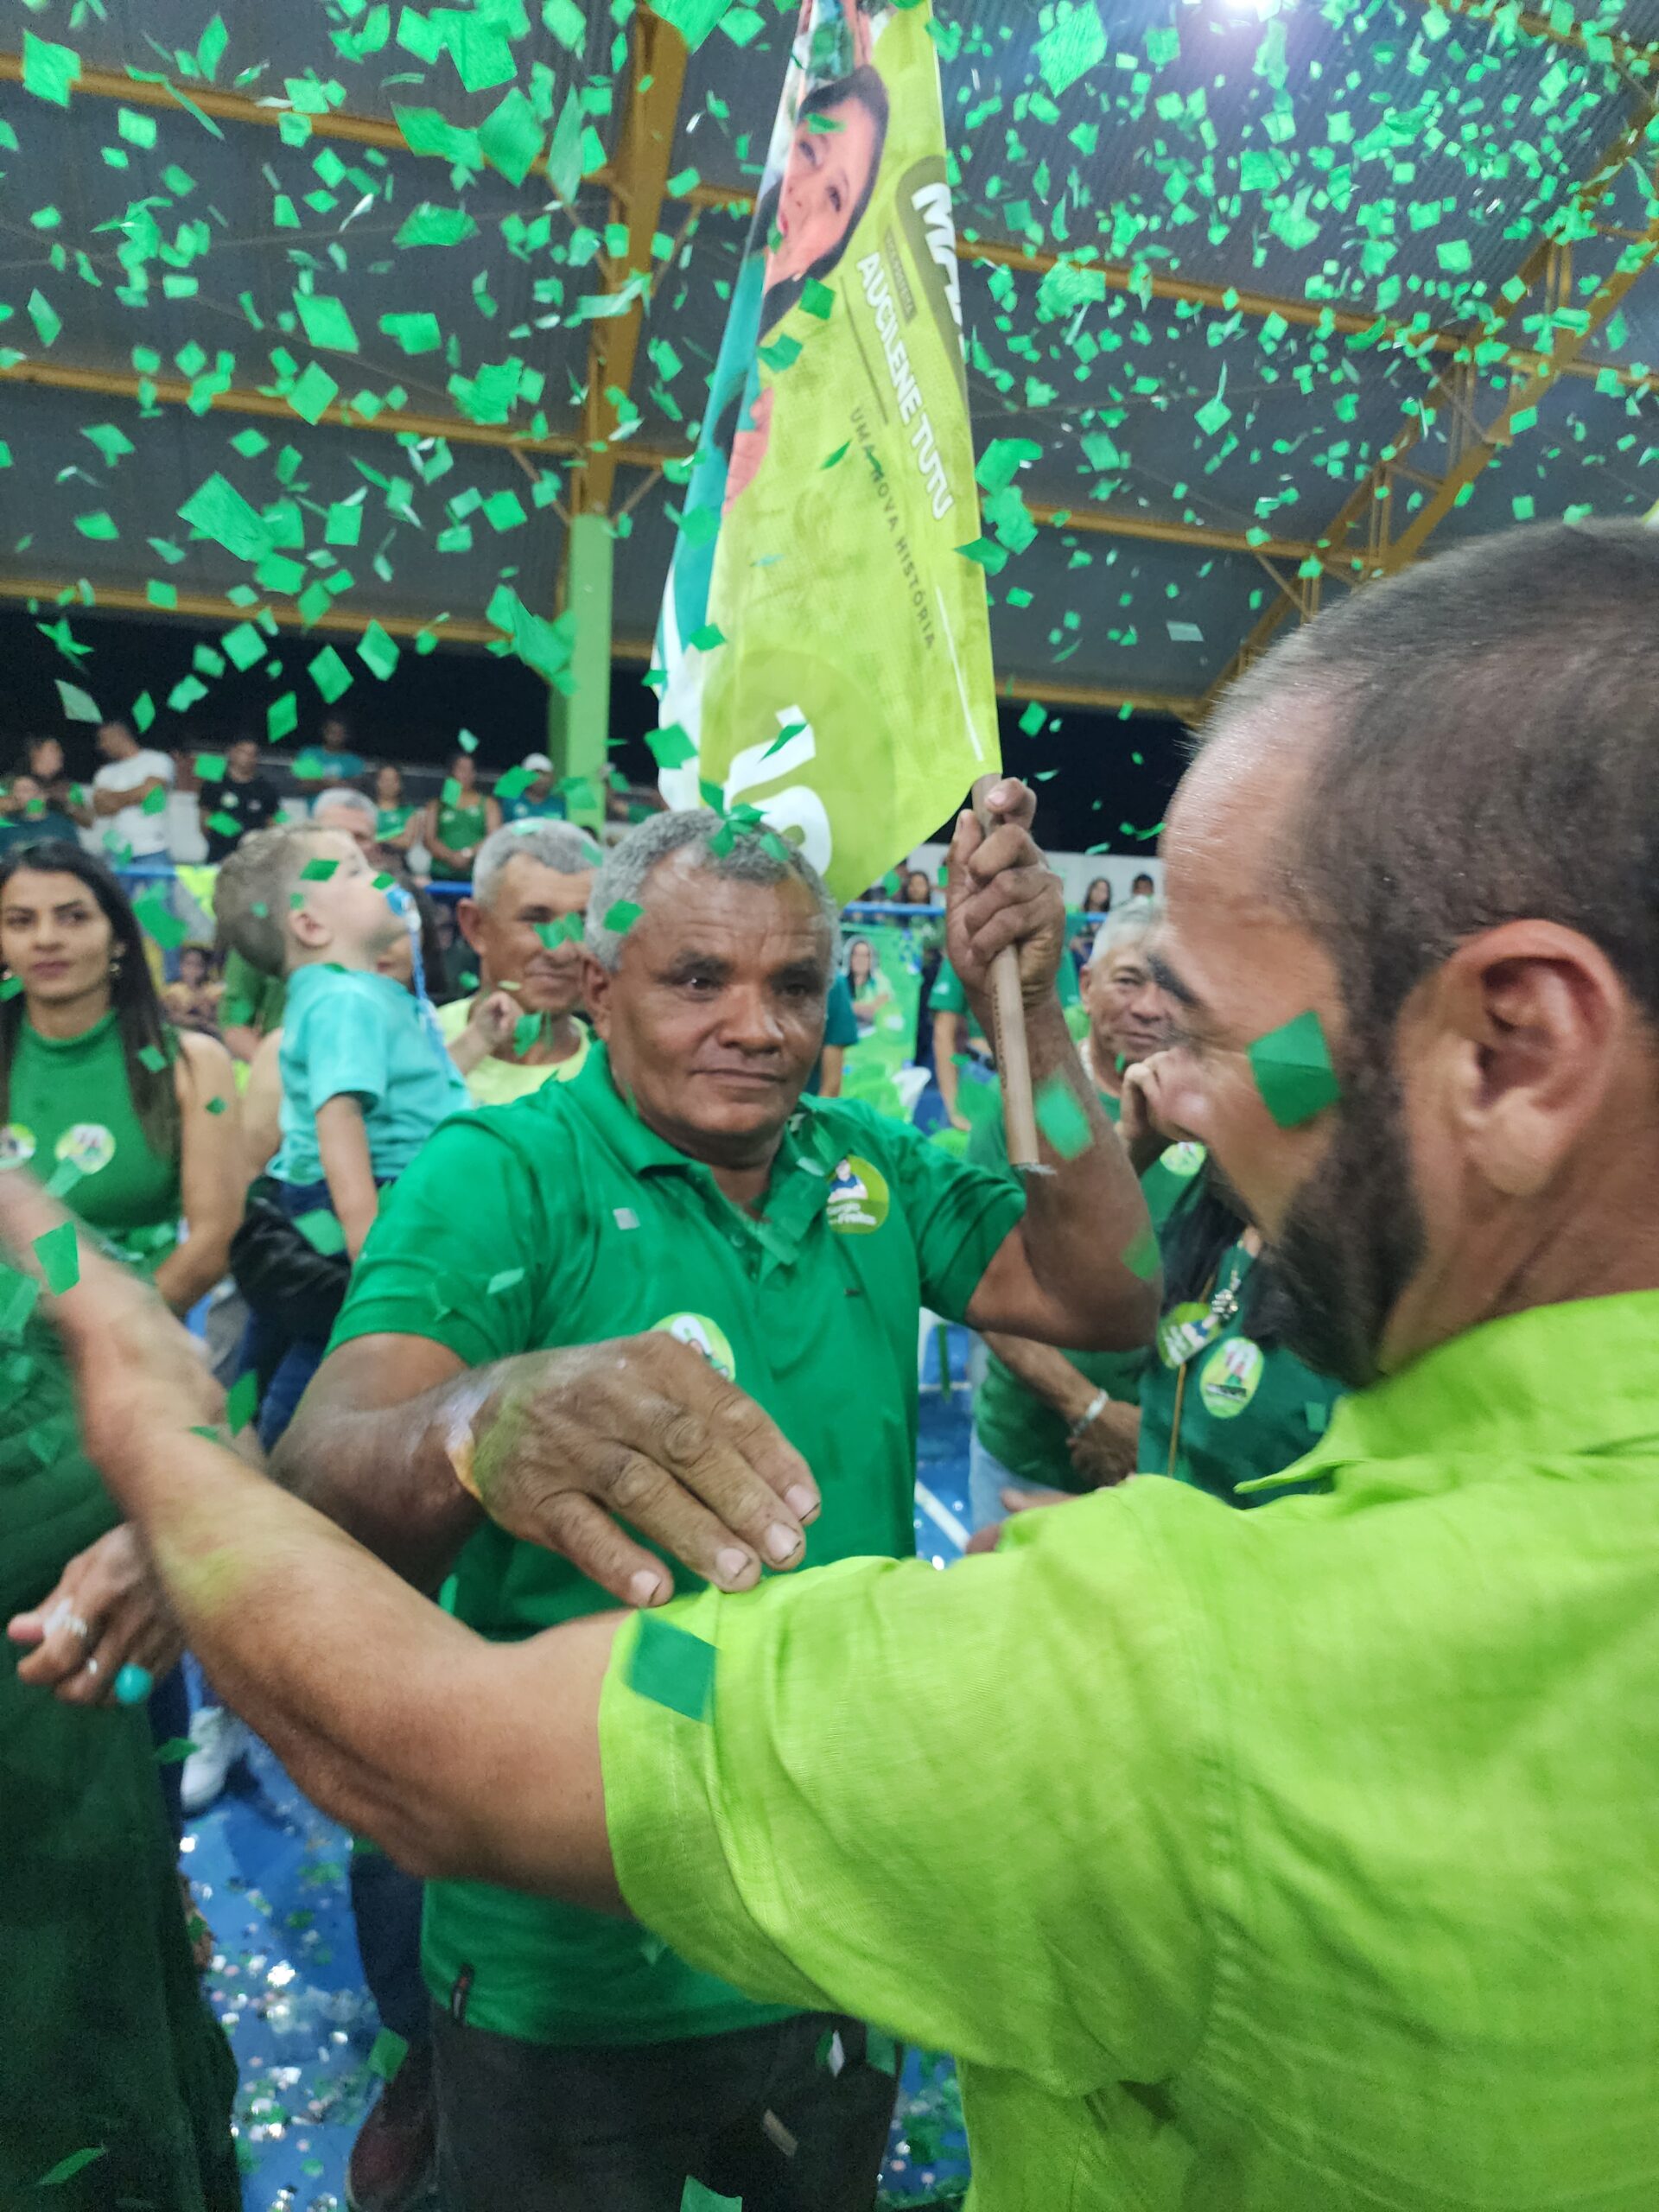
181, 1707, 251, 1816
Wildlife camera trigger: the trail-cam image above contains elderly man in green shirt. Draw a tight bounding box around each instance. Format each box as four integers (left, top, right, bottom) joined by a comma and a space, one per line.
12, 522, 1659, 2212
271, 791, 1154, 2209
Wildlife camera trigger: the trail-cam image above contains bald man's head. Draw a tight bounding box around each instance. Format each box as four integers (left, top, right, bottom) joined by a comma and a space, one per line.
1154, 523, 1659, 1389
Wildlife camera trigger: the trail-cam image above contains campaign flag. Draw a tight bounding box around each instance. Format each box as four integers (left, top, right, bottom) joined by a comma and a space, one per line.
652, 0, 997, 902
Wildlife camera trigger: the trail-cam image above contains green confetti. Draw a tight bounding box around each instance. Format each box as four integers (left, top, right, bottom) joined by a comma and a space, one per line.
27, 289, 61, 347
394, 203, 479, 249
32, 1222, 79, 1296
308, 645, 353, 704
295, 292, 359, 353
357, 623, 400, 681
1248, 1009, 1342, 1129
54, 681, 100, 724
367, 2027, 409, 2082
226, 1370, 258, 1433
800, 278, 836, 320
628, 1614, 716, 1722
681, 2185, 742, 2212
298, 857, 340, 881
486, 1267, 525, 1296
21, 30, 81, 108
34, 2147, 106, 2188
604, 901, 643, 935
687, 623, 726, 652
820, 441, 851, 469
1033, 1077, 1093, 1160
154, 1737, 200, 1764
137, 1044, 170, 1072
866, 2028, 899, 2075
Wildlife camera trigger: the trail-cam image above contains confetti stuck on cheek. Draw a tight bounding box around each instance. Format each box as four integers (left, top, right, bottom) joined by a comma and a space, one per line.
1248, 1010, 1342, 1129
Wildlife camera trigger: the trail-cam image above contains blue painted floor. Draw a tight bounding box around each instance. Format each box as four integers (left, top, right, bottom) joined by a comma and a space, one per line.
193, 1354, 976, 2211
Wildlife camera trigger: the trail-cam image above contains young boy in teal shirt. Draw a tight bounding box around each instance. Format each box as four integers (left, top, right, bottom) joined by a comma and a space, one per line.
216, 824, 470, 1440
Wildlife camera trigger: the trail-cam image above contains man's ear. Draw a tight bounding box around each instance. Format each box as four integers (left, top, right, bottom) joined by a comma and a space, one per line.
581, 950, 613, 1039
1431, 920, 1625, 1199
455, 896, 484, 955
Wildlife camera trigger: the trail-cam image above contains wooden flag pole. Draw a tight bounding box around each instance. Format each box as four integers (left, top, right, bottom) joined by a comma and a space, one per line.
970, 775, 1041, 1170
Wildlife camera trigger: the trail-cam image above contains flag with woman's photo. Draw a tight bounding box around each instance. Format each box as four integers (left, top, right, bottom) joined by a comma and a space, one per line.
652, 0, 997, 904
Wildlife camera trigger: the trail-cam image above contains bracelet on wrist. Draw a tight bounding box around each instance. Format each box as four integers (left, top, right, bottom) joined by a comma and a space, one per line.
1068, 1389, 1111, 1440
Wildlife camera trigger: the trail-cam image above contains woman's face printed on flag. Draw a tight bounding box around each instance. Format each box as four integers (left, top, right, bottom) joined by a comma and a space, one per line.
769, 92, 885, 285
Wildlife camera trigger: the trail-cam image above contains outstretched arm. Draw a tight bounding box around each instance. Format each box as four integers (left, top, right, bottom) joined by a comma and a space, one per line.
0, 1171, 623, 1900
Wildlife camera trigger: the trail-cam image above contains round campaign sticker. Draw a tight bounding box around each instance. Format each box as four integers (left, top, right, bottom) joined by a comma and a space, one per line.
651, 1312, 738, 1382
1161, 1141, 1206, 1179
827, 1154, 890, 1236
54, 1123, 116, 1177
1198, 1338, 1266, 1420
0, 1123, 36, 1170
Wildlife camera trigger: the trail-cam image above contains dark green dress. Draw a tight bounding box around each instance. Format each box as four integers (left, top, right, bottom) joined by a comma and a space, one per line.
0, 1105, 238, 2204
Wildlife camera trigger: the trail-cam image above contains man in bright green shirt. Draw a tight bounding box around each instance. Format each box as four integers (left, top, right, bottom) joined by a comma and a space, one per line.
19, 527, 1659, 2212
930, 943, 1078, 1128
967, 904, 1205, 1522
272, 794, 1154, 2207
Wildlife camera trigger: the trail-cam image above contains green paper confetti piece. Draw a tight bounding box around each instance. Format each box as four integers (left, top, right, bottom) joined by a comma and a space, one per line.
205, 1096, 228, 1116
294, 1208, 347, 1256
178, 473, 271, 563
287, 361, 339, 425
358, 623, 400, 681
394, 203, 479, 249
512, 1014, 541, 1058
1247, 1010, 1341, 1129
604, 901, 643, 935
308, 645, 353, 703
0, 977, 22, 1002
681, 2185, 742, 2212
1034, 1077, 1093, 1160
1305, 1400, 1332, 1435
1121, 1225, 1160, 1281
140, 783, 169, 817
800, 278, 836, 320
55, 681, 101, 724
368, 2027, 409, 2082
226, 1370, 258, 1434
22, 31, 81, 109
194, 752, 227, 782
34, 2147, 106, 2188
154, 1737, 200, 1764
371, 872, 396, 893
378, 312, 442, 356
629, 1614, 716, 1723
295, 293, 359, 353
298, 857, 340, 882
1018, 701, 1046, 738
866, 2027, 899, 2075
486, 1268, 525, 1297
820, 440, 851, 470
32, 1222, 79, 1296
649, 722, 696, 770
137, 1044, 170, 1073
136, 892, 188, 948
687, 624, 726, 652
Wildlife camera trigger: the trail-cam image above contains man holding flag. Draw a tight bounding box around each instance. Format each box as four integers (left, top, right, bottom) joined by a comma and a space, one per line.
271, 790, 1155, 2208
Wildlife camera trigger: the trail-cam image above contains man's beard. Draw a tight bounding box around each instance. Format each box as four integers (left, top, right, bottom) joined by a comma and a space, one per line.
1263, 1050, 1426, 1390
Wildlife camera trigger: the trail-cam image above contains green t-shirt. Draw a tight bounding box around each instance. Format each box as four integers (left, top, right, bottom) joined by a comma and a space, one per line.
330, 1041, 1022, 2045
600, 1290, 1659, 2211
1137, 1191, 1343, 1503
219, 945, 285, 1037
435, 798, 489, 872
928, 956, 1079, 1056
969, 1084, 1205, 1488
501, 791, 567, 823
375, 804, 416, 842
2, 1011, 181, 1271
273, 965, 472, 1186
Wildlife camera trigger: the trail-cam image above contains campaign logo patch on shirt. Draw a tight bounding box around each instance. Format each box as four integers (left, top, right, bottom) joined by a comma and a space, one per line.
1199, 1338, 1265, 1419
651, 1312, 737, 1382
55, 1122, 115, 1176
827, 1155, 889, 1236
0, 1123, 36, 1169
1161, 1141, 1206, 1179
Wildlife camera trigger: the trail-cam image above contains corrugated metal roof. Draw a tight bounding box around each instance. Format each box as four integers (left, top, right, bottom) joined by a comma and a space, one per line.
3, 0, 1659, 715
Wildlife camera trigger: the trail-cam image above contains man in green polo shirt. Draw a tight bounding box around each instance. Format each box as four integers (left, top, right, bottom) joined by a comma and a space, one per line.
270, 791, 1154, 2209
929, 939, 1079, 1129
967, 904, 1205, 1525
21, 524, 1659, 2212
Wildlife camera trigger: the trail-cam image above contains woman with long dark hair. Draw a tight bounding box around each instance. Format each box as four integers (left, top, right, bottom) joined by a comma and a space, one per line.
0, 841, 239, 2204
0, 842, 239, 1309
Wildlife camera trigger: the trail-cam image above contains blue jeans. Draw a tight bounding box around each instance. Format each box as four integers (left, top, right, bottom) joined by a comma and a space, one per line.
968, 1430, 1058, 1532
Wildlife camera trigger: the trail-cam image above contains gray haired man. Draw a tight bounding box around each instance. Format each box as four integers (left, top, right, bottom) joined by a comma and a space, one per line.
276, 793, 1156, 2212
439, 819, 601, 1107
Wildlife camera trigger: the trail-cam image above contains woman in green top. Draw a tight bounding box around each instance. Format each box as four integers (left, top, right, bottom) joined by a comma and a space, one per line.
373, 760, 420, 856
0, 843, 241, 1305
423, 748, 500, 882
0, 842, 240, 2203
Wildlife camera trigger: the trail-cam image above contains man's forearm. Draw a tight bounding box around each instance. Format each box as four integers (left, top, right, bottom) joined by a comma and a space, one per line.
274, 1366, 485, 1591
982, 995, 1159, 1342
979, 1329, 1100, 1426
107, 1428, 611, 1891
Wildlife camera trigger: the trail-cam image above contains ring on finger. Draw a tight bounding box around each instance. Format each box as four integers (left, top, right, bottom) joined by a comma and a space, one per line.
82, 1656, 100, 1681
